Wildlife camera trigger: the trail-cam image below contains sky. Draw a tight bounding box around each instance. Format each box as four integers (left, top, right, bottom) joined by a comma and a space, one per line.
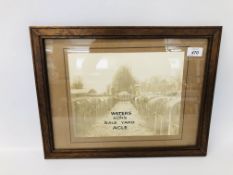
67, 52, 184, 93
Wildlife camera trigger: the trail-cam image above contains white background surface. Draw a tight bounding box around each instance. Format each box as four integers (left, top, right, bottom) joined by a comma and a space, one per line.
0, 0, 232, 174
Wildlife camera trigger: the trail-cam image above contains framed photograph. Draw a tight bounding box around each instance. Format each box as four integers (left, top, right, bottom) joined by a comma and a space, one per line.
30, 26, 222, 158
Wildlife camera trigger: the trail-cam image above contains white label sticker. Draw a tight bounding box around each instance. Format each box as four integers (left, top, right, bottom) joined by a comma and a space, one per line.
187, 47, 203, 57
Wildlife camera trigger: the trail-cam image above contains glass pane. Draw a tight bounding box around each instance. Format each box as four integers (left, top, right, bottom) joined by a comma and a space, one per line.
45, 38, 207, 149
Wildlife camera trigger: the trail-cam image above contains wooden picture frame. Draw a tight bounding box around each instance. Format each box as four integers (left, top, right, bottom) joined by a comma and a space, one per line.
30, 26, 222, 158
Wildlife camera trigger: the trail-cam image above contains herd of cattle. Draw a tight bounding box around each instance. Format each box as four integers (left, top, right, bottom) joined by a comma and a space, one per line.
72, 93, 181, 135
132, 95, 181, 135
72, 96, 116, 134
72, 96, 115, 120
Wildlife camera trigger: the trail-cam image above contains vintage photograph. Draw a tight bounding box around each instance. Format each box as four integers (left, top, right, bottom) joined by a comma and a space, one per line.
66, 51, 185, 138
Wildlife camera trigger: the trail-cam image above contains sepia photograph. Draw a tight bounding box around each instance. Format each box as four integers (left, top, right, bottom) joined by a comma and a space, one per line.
65, 51, 185, 138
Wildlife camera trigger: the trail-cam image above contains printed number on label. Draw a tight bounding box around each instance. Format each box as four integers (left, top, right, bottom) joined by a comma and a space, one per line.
187, 47, 203, 57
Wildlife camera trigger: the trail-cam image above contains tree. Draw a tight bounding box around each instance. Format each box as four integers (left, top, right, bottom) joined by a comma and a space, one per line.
72, 79, 84, 89
112, 66, 136, 94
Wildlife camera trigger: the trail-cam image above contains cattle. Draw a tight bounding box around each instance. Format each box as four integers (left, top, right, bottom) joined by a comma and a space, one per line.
72, 95, 116, 134
133, 94, 181, 135
134, 95, 150, 115
146, 97, 169, 133
147, 96, 181, 135
166, 98, 181, 135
